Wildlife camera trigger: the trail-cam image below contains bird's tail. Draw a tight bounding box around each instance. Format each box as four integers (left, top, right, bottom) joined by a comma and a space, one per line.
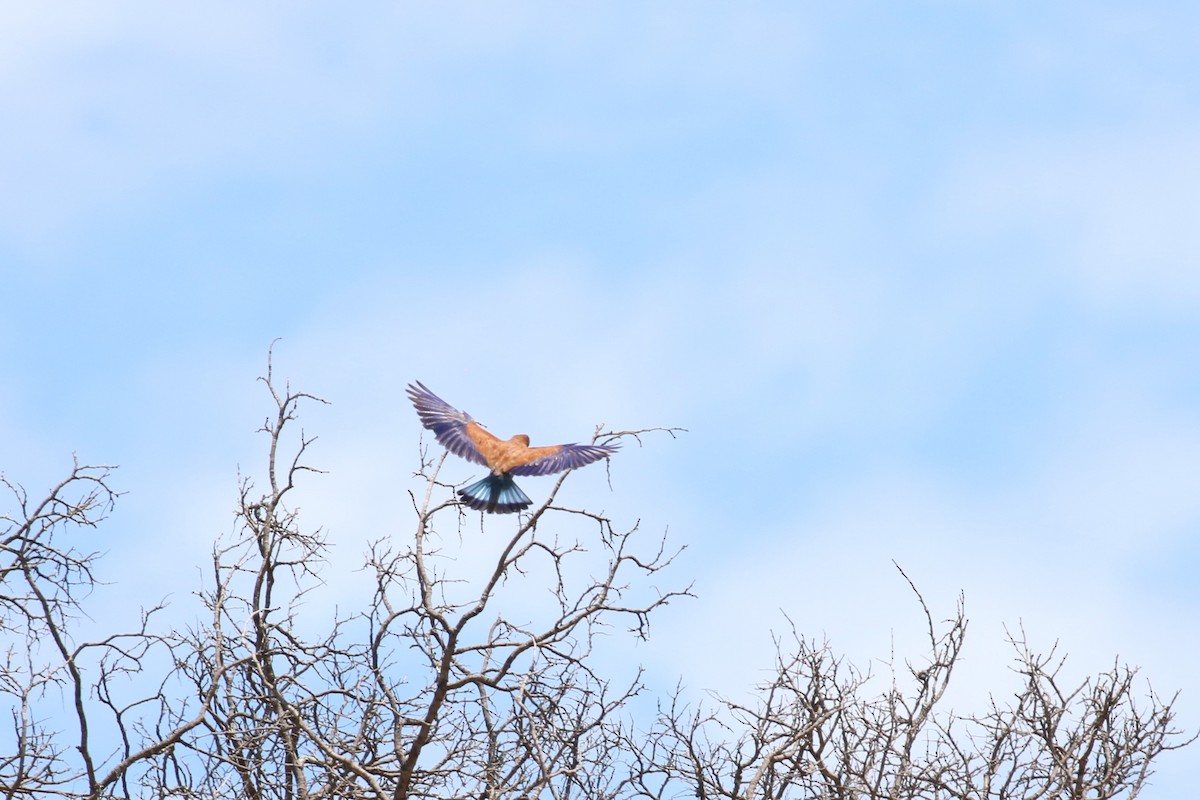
458, 474, 532, 514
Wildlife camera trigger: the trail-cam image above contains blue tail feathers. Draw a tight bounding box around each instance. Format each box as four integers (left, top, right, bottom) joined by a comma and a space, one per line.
458, 474, 533, 514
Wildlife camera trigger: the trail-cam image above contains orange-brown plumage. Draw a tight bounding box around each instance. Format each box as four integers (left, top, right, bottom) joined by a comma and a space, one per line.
407, 381, 619, 514
466, 423, 565, 473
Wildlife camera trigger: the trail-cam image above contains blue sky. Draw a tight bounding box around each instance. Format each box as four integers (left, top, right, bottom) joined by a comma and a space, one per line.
4, 2, 1200, 794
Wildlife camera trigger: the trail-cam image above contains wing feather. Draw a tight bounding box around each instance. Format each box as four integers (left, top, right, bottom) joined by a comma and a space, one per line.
509, 441, 620, 476
406, 381, 489, 467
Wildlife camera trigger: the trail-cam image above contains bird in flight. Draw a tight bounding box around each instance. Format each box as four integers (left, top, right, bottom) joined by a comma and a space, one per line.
407, 381, 619, 513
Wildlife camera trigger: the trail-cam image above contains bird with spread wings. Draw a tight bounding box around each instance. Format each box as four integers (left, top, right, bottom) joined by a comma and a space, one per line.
407, 381, 619, 513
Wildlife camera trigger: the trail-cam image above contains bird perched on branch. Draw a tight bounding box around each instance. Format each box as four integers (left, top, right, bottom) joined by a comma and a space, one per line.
406, 381, 619, 514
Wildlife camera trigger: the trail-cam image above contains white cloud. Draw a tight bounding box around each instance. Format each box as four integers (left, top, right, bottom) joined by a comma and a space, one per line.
641, 372, 1200, 728
0, 2, 824, 257
931, 126, 1200, 309
4, 3, 1197, 793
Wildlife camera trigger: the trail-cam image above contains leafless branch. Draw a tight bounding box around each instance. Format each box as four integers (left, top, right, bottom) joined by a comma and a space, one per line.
0, 359, 1190, 800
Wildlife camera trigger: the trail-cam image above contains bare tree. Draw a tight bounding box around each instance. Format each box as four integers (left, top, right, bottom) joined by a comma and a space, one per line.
0, 358, 1192, 799
1, 458, 119, 796
638, 568, 1193, 800
133, 357, 690, 800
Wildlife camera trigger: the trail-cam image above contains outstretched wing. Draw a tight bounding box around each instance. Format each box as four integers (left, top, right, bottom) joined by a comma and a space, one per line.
509, 441, 620, 476
406, 381, 490, 467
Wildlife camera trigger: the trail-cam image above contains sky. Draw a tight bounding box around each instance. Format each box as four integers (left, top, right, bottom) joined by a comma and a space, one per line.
3, 2, 1200, 795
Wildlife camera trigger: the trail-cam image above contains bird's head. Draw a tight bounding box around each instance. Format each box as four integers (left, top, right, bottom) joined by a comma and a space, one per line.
510, 434, 531, 447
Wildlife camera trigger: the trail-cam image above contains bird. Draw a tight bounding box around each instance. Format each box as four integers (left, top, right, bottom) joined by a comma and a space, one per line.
406, 381, 620, 514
